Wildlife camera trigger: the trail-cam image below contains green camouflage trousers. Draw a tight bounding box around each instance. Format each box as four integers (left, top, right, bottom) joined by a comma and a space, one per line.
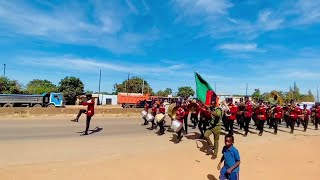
204, 126, 221, 156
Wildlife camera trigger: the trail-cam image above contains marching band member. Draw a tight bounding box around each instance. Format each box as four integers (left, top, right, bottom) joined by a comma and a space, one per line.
199, 103, 210, 139
71, 94, 95, 136
175, 101, 185, 143
271, 103, 283, 135
142, 101, 150, 126
150, 103, 158, 130
283, 103, 290, 128
243, 96, 253, 136
182, 101, 190, 134
300, 104, 311, 132
190, 100, 200, 129
257, 99, 267, 136
227, 98, 238, 136
310, 105, 316, 125
222, 98, 230, 132
157, 101, 166, 135
314, 103, 320, 130
288, 100, 300, 134
204, 99, 222, 159
237, 98, 245, 131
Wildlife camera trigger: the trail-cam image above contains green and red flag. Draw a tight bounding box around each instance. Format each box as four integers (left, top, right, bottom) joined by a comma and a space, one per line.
194, 72, 218, 105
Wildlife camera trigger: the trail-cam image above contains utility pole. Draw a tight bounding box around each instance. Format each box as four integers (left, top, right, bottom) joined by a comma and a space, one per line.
3, 64, 6, 77
127, 73, 130, 95
142, 80, 144, 95
98, 69, 101, 94
246, 83, 248, 96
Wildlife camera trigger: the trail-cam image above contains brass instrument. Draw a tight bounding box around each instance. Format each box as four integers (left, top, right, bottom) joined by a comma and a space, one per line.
167, 103, 179, 120
187, 102, 198, 113
220, 100, 231, 116
285, 106, 294, 116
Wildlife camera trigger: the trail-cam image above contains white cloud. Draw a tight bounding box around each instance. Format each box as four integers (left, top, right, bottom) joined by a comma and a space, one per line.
293, 0, 320, 25
172, 1, 320, 40
217, 43, 265, 52
173, 0, 232, 15
20, 55, 185, 74
125, 0, 139, 14
0, 1, 158, 54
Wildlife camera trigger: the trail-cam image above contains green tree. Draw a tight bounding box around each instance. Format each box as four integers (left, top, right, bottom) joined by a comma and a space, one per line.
113, 77, 153, 94
251, 88, 262, 102
26, 79, 57, 94
261, 92, 270, 101
156, 88, 172, 97
58, 76, 84, 103
0, 76, 22, 94
177, 86, 195, 98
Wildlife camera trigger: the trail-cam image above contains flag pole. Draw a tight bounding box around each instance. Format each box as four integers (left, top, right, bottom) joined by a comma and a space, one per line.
194, 70, 198, 99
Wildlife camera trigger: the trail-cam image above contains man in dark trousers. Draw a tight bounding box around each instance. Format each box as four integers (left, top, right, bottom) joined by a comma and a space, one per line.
71, 94, 95, 136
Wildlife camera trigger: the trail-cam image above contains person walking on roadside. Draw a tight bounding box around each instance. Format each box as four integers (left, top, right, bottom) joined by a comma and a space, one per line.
71, 94, 95, 136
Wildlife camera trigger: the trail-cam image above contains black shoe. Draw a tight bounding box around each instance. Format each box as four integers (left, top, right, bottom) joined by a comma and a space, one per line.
211, 155, 217, 160
258, 133, 262, 136
81, 132, 88, 136
71, 119, 78, 122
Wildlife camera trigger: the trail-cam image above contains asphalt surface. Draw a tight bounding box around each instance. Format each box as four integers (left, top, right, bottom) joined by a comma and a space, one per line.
0, 117, 150, 141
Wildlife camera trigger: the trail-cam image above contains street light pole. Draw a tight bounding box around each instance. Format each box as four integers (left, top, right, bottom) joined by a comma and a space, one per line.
3, 64, 6, 76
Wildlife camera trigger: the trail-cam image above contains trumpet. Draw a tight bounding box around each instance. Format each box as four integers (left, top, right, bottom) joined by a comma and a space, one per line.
220, 100, 231, 116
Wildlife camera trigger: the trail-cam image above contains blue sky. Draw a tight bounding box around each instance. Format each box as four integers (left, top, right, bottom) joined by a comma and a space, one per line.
0, 0, 319, 95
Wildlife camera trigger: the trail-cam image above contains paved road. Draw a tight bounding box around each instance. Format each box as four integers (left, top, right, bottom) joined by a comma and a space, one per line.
0, 117, 151, 141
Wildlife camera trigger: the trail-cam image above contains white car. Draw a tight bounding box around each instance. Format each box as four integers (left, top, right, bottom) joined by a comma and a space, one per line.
298, 102, 315, 110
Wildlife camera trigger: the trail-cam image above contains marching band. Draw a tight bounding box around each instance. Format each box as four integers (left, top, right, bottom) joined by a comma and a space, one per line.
141, 97, 320, 139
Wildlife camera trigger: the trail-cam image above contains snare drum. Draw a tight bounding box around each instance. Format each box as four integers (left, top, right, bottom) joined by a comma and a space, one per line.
171, 120, 183, 132
146, 113, 154, 122
141, 110, 147, 117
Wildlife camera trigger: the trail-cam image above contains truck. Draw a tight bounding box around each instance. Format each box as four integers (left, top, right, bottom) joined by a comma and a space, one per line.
0, 92, 65, 108
117, 93, 150, 108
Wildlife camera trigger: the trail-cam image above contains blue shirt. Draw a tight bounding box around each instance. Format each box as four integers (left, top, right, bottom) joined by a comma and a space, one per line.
222, 145, 240, 173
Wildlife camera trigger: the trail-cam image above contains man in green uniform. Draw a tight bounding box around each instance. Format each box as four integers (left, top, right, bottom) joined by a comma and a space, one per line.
204, 99, 222, 160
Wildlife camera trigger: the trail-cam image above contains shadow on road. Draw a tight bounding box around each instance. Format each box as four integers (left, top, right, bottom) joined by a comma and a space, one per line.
76, 127, 103, 135
207, 174, 218, 180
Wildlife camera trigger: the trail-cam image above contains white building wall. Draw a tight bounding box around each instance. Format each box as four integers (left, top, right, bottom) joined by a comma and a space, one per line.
95, 94, 118, 105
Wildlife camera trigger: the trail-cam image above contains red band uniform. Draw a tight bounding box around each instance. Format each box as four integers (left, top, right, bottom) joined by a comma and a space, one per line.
257, 103, 267, 136
227, 102, 238, 135
175, 105, 185, 143
301, 107, 311, 131
191, 103, 200, 129
270, 105, 282, 134
156, 103, 166, 135
183, 103, 189, 134
243, 100, 253, 136
150, 104, 158, 129
315, 105, 320, 130
199, 105, 210, 139
289, 105, 301, 134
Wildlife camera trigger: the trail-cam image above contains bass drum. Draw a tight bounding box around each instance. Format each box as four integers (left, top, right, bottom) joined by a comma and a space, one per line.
171, 120, 183, 132
155, 113, 165, 123
146, 113, 154, 122
141, 110, 147, 117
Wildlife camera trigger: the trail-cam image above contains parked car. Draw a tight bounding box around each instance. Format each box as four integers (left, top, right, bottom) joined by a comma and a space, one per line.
298, 102, 315, 110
